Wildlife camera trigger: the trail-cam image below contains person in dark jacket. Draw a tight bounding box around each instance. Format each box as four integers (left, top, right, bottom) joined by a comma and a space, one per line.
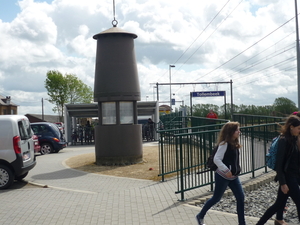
275, 112, 300, 225
196, 122, 245, 225
256, 115, 300, 225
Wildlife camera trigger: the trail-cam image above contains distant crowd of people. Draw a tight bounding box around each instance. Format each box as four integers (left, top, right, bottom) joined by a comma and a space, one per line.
71, 121, 94, 145
142, 118, 155, 141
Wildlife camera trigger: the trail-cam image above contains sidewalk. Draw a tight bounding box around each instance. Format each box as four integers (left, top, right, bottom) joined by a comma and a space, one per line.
0, 142, 280, 224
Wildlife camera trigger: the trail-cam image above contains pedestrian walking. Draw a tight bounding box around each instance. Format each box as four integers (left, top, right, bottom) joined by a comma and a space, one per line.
256, 115, 300, 225
196, 121, 245, 225
274, 112, 300, 225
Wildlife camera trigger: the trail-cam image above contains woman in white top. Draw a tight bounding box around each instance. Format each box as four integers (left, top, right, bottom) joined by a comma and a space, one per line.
196, 122, 245, 225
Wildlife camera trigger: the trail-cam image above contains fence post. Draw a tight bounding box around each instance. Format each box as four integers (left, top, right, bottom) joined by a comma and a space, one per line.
160, 132, 165, 182
251, 127, 255, 178
209, 132, 215, 192
179, 136, 185, 201
264, 125, 268, 173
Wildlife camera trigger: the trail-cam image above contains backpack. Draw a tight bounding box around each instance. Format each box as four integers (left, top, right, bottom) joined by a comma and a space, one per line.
266, 136, 280, 170
206, 146, 219, 171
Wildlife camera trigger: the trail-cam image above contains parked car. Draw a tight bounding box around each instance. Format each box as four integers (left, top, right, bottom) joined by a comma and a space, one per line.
32, 134, 41, 153
31, 122, 67, 155
0, 115, 36, 189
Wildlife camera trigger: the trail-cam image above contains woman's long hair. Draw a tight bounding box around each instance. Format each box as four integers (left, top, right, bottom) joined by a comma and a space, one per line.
217, 121, 241, 149
281, 115, 300, 144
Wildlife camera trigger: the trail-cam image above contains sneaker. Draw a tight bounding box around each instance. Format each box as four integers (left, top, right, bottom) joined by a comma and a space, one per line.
195, 214, 205, 225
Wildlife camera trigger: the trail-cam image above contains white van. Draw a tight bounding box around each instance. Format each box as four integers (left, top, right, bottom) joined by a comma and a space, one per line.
0, 115, 36, 189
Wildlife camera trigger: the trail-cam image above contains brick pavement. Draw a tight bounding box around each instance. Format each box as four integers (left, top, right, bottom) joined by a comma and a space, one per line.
0, 142, 283, 225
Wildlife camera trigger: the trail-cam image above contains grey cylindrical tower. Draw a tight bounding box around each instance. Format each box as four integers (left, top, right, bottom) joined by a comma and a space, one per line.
93, 26, 142, 165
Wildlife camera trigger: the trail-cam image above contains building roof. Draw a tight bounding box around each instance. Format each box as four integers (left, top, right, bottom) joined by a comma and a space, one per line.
25, 114, 61, 123
26, 101, 159, 124
159, 105, 171, 111
0, 95, 18, 106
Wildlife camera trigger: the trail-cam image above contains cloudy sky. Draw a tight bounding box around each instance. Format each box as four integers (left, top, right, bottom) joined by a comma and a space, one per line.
0, 0, 299, 116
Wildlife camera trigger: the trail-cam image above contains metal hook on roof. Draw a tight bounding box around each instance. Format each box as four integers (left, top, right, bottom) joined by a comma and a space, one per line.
112, 19, 118, 27
112, 0, 118, 27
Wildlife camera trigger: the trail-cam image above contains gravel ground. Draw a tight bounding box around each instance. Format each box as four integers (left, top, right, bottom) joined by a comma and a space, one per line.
197, 181, 299, 224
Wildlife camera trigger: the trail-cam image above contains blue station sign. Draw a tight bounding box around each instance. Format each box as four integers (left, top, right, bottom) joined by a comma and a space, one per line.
192, 91, 226, 97
172, 98, 175, 105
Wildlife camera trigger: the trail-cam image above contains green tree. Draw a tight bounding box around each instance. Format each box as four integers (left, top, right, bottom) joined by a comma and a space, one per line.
256, 105, 274, 116
45, 70, 93, 121
175, 97, 296, 119
219, 103, 239, 119
45, 71, 68, 121
273, 97, 298, 116
65, 74, 93, 104
192, 104, 219, 117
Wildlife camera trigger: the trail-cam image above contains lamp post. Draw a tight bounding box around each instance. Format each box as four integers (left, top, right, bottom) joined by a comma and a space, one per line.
42, 98, 49, 121
42, 98, 44, 121
169, 65, 175, 110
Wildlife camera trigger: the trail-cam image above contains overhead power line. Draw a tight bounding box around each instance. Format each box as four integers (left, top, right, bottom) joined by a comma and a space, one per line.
173, 0, 232, 65
195, 16, 296, 81
177, 0, 243, 70
216, 32, 295, 78
154, 0, 232, 85
236, 65, 297, 88
228, 45, 295, 80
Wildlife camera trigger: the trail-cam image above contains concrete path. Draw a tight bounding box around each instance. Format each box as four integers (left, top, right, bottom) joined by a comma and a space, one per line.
0, 142, 287, 225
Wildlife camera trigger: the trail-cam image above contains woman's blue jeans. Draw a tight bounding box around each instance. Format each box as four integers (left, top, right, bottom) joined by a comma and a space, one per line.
198, 172, 245, 225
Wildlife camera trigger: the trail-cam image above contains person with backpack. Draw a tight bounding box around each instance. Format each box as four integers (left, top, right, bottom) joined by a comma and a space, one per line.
256, 115, 300, 225
273, 111, 300, 225
196, 122, 246, 225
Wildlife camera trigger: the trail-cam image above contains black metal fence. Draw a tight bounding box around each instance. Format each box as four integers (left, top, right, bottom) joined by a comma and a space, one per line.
233, 114, 285, 126
158, 122, 284, 200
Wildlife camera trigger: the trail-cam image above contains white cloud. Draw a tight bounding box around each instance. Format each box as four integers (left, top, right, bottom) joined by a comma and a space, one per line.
0, 0, 299, 115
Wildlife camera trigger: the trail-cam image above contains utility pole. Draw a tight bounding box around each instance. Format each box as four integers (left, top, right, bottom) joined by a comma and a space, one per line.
169, 65, 175, 109
295, 0, 300, 109
42, 98, 44, 121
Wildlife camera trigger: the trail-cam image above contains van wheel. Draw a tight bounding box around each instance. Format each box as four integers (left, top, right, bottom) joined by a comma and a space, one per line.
40, 143, 53, 155
0, 165, 15, 189
16, 172, 28, 181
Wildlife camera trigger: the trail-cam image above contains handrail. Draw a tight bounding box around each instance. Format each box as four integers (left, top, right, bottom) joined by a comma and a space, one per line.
158, 122, 284, 200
